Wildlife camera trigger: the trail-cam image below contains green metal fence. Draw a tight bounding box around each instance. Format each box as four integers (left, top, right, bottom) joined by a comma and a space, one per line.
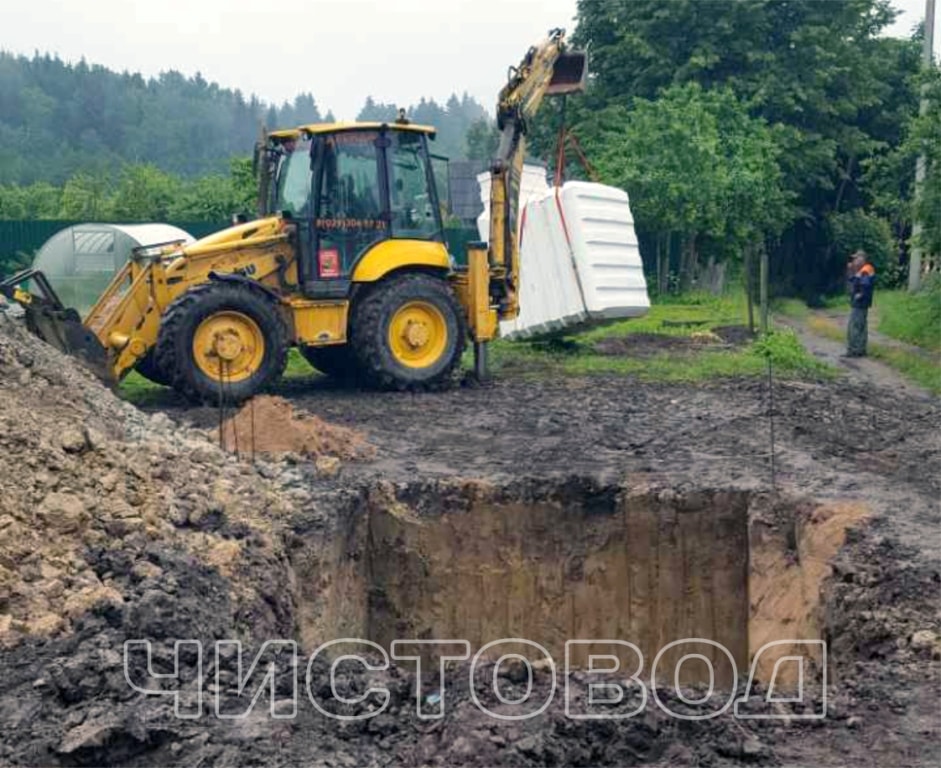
2, 220, 484, 274
0, 220, 228, 273
444, 226, 482, 267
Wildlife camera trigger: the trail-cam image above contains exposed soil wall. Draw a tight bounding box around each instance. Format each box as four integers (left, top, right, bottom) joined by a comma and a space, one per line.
291, 481, 878, 693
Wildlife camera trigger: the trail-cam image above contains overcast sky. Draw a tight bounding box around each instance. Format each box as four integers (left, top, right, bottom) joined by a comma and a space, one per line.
0, 0, 934, 120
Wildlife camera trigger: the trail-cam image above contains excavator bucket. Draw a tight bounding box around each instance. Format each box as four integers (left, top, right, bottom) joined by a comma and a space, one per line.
546, 51, 588, 95
1, 269, 112, 383
24, 305, 112, 382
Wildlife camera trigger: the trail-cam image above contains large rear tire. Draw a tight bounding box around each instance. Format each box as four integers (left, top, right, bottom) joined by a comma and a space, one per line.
155, 282, 288, 404
351, 272, 466, 391
300, 345, 359, 381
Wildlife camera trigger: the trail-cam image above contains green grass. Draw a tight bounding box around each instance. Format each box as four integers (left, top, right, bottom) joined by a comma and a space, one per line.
868, 346, 941, 394
118, 292, 835, 402
119, 370, 174, 406
119, 348, 318, 405
284, 348, 316, 379
821, 294, 848, 310
875, 288, 941, 352
579, 295, 745, 342
555, 343, 828, 382
490, 293, 833, 383
773, 298, 810, 320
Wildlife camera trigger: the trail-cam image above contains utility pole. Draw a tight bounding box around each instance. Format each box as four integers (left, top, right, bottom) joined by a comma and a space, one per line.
909, 0, 936, 292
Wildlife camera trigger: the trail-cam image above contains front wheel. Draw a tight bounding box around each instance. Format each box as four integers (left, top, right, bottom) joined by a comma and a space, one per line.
351, 273, 466, 391
155, 282, 288, 403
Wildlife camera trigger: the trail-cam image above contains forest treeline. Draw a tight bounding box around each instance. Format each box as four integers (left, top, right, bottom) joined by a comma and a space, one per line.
0, 50, 489, 184
525, 0, 939, 297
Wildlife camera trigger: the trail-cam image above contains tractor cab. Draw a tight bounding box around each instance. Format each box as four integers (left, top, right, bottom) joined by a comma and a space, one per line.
273, 122, 447, 298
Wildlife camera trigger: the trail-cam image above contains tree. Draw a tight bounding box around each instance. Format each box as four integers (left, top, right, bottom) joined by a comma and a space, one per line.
0, 51, 329, 183
588, 84, 790, 293
0, 182, 60, 218
58, 173, 112, 219
563, 0, 921, 296
906, 66, 941, 267
465, 118, 499, 163
111, 165, 175, 220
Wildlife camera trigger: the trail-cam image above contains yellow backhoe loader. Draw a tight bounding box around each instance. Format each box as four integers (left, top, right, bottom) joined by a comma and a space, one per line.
1, 30, 586, 403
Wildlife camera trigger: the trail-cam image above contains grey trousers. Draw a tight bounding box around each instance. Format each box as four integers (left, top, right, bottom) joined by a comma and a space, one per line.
847, 306, 868, 356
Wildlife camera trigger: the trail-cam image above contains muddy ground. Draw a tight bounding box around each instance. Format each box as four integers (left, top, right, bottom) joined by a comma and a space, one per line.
1, 310, 939, 766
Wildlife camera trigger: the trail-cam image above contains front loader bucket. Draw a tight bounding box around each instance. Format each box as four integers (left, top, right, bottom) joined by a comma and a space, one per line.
24, 304, 112, 383
546, 51, 588, 95
1, 268, 112, 383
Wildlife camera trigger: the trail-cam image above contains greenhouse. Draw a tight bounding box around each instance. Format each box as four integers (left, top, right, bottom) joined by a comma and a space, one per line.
31, 223, 193, 316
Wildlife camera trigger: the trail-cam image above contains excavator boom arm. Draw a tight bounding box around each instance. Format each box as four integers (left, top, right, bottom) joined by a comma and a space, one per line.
487, 29, 586, 320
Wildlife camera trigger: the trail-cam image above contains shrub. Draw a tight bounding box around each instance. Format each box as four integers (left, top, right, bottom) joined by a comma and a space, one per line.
827, 209, 899, 287
749, 328, 830, 376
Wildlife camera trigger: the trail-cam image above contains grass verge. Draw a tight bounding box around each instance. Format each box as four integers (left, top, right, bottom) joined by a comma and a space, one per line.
875, 287, 941, 352
771, 298, 810, 320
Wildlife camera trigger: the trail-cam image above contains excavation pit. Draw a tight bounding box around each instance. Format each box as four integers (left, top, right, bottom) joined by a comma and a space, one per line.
290, 480, 867, 686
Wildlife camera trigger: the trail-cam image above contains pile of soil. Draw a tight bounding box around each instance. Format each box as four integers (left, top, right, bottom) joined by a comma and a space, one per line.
219, 395, 373, 461
0, 312, 321, 652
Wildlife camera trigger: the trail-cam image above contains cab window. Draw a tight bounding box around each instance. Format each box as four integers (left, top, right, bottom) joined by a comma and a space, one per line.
387, 131, 440, 240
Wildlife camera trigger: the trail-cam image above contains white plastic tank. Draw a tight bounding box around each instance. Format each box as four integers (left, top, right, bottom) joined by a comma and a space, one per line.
476, 164, 551, 244
477, 174, 649, 339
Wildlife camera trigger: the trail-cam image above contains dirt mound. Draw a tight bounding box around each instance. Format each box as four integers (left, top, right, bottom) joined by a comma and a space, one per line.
0, 312, 311, 649
220, 395, 373, 461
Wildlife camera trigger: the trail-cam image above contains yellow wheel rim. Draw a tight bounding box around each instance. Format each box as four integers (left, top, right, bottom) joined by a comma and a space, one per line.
388, 300, 448, 369
192, 311, 265, 383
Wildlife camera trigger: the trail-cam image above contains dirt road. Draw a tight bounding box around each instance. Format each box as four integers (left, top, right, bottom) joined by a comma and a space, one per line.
778, 308, 937, 399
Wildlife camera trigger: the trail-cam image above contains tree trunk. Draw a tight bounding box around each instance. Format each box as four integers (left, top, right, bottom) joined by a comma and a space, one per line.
655, 234, 664, 297
659, 233, 671, 295
702, 255, 726, 295
679, 233, 697, 293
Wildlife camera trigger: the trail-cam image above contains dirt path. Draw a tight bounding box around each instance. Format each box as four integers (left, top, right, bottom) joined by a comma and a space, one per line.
776, 310, 937, 400
819, 305, 935, 359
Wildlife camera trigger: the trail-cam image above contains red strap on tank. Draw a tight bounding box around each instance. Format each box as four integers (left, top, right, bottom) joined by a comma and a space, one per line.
553, 186, 590, 313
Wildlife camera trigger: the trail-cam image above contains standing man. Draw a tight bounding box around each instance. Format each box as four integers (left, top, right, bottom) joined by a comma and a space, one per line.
846, 251, 876, 357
